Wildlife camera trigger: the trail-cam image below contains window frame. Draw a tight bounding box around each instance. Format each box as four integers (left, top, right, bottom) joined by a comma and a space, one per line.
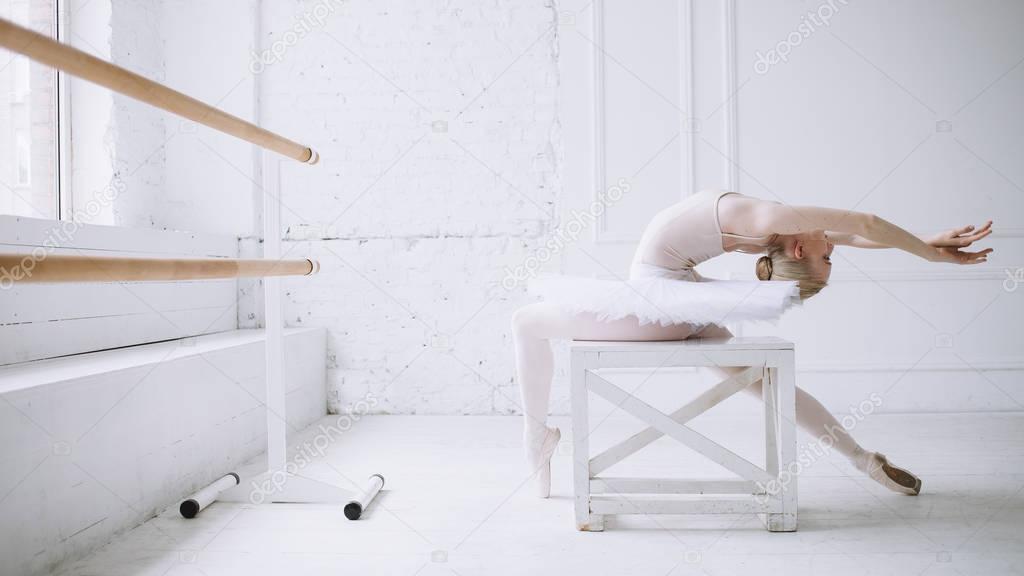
2, 1, 244, 365
55, 0, 71, 220
1, 0, 63, 219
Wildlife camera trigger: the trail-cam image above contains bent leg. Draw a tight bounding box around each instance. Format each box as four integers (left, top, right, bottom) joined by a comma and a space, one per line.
512, 302, 698, 437
511, 302, 701, 497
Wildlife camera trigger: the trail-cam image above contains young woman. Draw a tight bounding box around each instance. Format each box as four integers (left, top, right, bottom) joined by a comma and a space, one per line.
512, 189, 993, 498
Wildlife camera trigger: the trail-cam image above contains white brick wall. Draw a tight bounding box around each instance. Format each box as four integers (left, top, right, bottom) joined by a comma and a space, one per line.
250, 0, 562, 414
63, 0, 565, 416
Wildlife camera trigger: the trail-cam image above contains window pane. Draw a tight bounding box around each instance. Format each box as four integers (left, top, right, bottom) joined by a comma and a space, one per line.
0, 0, 57, 220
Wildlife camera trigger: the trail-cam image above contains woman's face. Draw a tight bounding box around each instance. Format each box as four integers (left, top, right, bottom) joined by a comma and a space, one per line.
793, 230, 834, 282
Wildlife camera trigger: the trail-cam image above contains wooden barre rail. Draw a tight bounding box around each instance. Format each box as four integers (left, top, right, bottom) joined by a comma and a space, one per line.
0, 254, 320, 284
0, 17, 318, 164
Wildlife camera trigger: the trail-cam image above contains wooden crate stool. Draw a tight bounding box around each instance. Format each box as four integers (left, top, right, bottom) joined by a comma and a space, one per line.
569, 337, 797, 532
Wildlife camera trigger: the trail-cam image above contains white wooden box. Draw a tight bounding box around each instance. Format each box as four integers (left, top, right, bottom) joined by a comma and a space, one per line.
569, 337, 797, 532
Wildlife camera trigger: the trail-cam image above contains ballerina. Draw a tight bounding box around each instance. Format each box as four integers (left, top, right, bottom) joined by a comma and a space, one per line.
512, 188, 993, 498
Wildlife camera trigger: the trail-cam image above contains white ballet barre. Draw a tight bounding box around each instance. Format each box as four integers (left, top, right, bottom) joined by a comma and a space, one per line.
0, 254, 318, 284
0, 17, 318, 164
0, 16, 382, 516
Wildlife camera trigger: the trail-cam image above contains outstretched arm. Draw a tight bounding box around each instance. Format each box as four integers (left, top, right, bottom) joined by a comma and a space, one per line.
830, 222, 993, 251
752, 203, 993, 264
827, 233, 891, 249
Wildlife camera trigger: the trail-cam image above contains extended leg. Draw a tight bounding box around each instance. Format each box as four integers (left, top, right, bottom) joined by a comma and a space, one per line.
696, 325, 868, 466
700, 325, 920, 495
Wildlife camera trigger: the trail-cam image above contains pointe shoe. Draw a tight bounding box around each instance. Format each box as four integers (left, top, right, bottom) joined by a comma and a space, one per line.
860, 452, 922, 495
525, 426, 561, 498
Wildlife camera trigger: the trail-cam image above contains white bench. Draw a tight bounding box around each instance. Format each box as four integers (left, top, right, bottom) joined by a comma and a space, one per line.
569, 337, 797, 532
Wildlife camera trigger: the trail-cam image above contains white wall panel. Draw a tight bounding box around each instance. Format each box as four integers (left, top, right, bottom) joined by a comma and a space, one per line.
560, 0, 692, 277
729, 0, 1024, 410
557, 0, 1024, 412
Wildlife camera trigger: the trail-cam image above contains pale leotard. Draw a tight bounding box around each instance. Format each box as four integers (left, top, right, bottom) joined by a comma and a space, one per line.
629, 189, 778, 280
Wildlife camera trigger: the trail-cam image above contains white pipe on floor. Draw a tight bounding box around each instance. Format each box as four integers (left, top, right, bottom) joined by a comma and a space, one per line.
180, 473, 240, 518
344, 474, 385, 520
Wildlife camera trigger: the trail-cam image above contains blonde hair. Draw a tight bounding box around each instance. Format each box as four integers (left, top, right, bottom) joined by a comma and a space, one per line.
756, 245, 827, 300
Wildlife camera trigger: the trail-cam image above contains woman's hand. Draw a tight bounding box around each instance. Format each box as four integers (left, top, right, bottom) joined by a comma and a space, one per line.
932, 245, 993, 265
926, 221, 992, 249
926, 221, 994, 264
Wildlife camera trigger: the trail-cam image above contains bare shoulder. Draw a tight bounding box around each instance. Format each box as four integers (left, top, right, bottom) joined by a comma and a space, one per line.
717, 192, 777, 236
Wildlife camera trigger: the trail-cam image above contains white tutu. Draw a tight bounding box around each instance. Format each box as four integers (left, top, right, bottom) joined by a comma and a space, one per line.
527, 262, 800, 327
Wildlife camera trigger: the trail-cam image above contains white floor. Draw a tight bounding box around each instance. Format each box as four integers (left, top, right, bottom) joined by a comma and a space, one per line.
57, 412, 1024, 576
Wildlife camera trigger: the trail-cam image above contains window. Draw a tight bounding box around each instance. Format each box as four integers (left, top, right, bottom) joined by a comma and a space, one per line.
0, 0, 59, 220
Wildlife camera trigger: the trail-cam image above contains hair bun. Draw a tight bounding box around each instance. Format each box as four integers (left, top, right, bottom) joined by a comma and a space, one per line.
756, 255, 773, 280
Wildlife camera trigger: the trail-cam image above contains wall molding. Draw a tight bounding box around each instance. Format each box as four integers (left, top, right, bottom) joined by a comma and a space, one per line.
592, 0, 697, 245
827, 267, 1013, 283
722, 0, 739, 191
591, 0, 610, 243
719, 263, 1014, 283
680, 0, 695, 199
590, 359, 1024, 374
594, 359, 1024, 374
798, 359, 1024, 373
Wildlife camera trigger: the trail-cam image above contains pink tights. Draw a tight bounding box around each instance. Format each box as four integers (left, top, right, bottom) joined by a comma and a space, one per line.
511, 302, 867, 466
